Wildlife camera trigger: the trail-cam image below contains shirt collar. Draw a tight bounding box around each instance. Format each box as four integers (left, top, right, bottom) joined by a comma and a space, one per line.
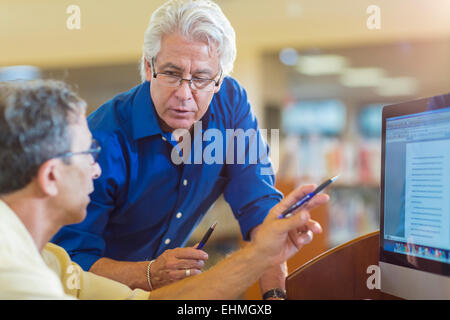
131, 81, 163, 140
131, 81, 215, 141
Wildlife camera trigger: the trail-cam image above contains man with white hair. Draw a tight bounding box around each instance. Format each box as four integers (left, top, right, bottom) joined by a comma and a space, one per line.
52, 0, 319, 299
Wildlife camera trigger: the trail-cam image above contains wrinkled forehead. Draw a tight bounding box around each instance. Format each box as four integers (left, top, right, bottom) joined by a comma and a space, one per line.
156, 33, 220, 72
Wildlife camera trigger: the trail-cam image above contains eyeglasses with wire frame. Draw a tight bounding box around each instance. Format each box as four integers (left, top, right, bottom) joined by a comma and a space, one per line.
54, 139, 101, 164
150, 57, 222, 92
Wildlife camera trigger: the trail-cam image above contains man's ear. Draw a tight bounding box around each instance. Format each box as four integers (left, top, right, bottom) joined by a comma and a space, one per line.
213, 77, 223, 94
36, 159, 60, 197
144, 58, 153, 82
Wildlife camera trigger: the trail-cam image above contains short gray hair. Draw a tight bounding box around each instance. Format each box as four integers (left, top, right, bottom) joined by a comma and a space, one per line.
140, 0, 236, 82
0, 80, 86, 194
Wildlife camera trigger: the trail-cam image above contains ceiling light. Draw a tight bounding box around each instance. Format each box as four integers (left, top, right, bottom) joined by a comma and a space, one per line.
296, 55, 348, 76
339, 67, 385, 87
375, 77, 418, 96
279, 48, 299, 66
285, 0, 302, 18
0, 65, 42, 81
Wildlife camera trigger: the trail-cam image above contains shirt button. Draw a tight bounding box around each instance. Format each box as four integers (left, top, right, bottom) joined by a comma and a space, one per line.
176, 212, 182, 219
183, 179, 188, 186
164, 238, 171, 245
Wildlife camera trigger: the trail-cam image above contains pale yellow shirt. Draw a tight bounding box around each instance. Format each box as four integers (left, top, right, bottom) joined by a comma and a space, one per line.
0, 200, 149, 300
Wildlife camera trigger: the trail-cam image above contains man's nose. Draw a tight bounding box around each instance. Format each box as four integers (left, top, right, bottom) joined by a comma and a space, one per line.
92, 162, 102, 180
174, 79, 193, 100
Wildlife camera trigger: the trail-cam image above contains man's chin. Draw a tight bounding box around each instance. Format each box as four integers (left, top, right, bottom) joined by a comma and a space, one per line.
164, 118, 194, 132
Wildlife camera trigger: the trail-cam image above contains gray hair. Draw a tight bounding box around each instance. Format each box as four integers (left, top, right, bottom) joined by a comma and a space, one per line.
140, 0, 236, 82
0, 80, 86, 194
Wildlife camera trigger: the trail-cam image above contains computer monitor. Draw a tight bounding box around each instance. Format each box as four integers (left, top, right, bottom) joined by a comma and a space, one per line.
380, 93, 450, 299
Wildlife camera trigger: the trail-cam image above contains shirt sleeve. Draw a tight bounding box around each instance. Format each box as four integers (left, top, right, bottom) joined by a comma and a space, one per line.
51, 131, 128, 271
42, 243, 150, 300
222, 80, 283, 241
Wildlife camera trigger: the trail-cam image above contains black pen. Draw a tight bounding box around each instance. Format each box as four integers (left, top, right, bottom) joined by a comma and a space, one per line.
279, 175, 339, 219
196, 221, 218, 250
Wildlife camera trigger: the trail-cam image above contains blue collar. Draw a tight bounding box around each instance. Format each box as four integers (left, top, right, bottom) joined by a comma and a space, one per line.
131, 81, 163, 140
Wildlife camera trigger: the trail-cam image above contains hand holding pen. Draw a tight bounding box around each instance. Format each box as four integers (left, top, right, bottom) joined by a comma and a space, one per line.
274, 178, 334, 249
279, 175, 338, 219
148, 225, 215, 288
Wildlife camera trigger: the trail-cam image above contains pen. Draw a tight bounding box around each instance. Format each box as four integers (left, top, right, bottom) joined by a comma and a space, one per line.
279, 175, 339, 219
196, 221, 218, 250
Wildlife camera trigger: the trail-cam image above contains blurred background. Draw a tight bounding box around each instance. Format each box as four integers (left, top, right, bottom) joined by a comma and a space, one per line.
1, 0, 450, 298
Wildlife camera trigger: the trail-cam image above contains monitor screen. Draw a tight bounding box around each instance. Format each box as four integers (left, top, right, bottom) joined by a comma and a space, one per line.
380, 93, 450, 299
383, 107, 450, 268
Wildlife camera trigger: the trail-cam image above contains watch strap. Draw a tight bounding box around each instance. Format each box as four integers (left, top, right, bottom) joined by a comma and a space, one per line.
262, 288, 287, 300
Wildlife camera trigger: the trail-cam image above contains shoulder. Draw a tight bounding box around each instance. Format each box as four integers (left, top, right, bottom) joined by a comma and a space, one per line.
213, 76, 256, 128
217, 76, 247, 100
213, 76, 251, 122
87, 82, 147, 135
87, 83, 150, 154
0, 226, 70, 299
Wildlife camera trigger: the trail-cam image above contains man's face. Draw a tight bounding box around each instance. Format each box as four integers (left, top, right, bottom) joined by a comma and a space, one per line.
145, 33, 222, 132
54, 115, 101, 225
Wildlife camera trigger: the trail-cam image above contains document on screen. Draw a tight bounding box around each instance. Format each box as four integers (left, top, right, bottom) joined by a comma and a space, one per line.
405, 139, 450, 249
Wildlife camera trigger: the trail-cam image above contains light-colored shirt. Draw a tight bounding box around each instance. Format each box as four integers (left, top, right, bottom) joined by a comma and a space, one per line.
0, 200, 149, 300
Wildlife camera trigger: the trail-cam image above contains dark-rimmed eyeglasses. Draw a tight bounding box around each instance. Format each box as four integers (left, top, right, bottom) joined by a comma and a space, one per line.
150, 57, 222, 92
54, 139, 101, 164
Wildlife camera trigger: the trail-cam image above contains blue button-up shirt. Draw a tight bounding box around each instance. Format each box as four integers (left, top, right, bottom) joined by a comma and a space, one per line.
51, 76, 282, 271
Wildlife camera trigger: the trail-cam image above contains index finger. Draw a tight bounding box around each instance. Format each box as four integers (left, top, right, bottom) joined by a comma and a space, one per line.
174, 247, 208, 260
302, 193, 330, 211
268, 184, 317, 219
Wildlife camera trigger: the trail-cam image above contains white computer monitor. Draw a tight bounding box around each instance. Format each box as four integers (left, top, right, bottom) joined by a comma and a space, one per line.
380, 93, 450, 299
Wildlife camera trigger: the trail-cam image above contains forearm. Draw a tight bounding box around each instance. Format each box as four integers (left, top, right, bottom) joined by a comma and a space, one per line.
259, 262, 288, 293
89, 257, 149, 290
149, 244, 270, 300
250, 225, 287, 294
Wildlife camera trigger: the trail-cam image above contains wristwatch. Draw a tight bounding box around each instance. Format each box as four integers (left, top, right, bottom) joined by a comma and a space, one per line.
262, 288, 287, 300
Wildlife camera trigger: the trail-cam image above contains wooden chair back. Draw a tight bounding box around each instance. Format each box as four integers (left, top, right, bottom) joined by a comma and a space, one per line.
286, 231, 399, 299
